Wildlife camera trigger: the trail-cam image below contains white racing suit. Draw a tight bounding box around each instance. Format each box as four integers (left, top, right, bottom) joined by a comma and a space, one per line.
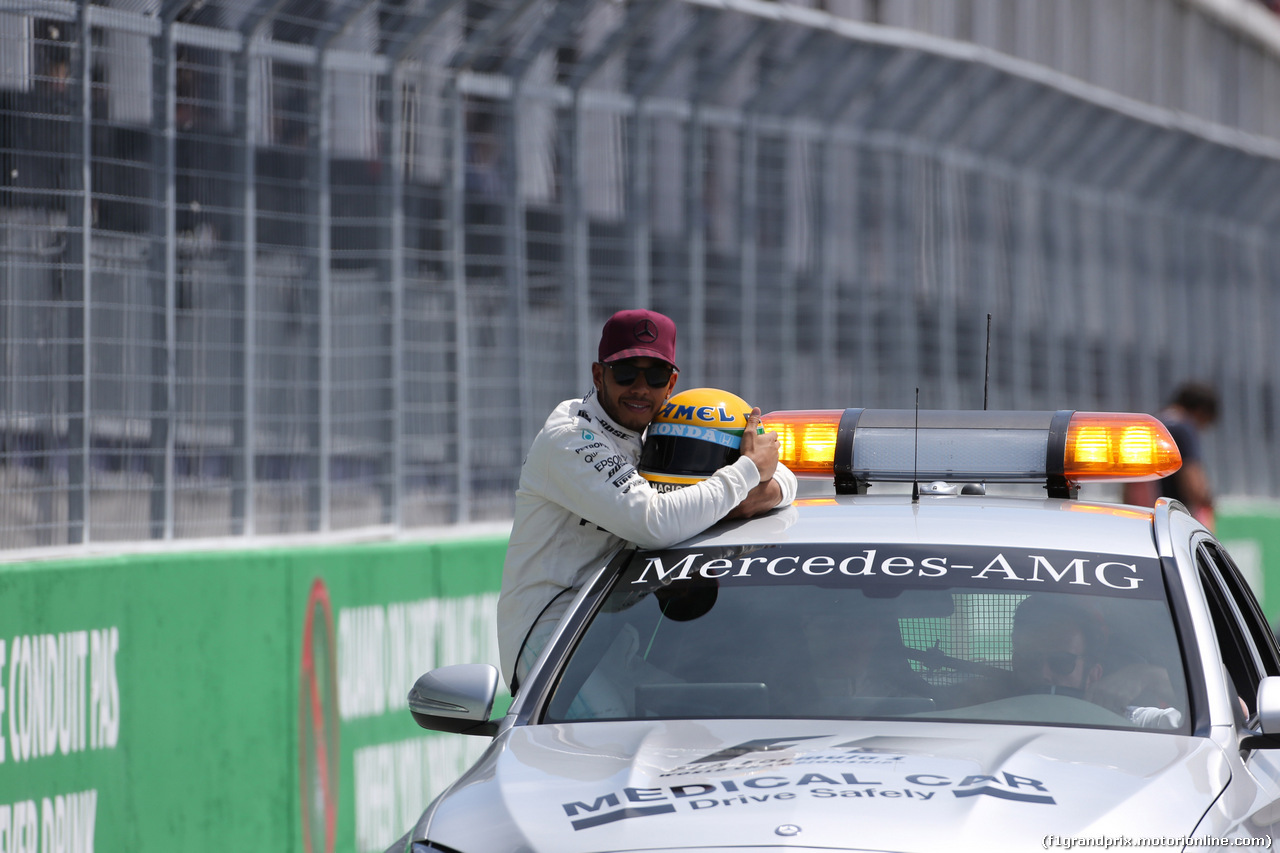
497, 388, 797, 689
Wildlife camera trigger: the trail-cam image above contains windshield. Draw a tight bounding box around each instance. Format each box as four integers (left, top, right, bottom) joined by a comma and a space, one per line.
542, 543, 1190, 732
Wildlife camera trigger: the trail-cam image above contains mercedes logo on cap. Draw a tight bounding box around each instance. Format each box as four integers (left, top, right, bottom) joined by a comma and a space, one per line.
634, 319, 659, 342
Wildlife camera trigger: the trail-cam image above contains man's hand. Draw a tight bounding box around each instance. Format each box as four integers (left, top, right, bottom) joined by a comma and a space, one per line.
727, 409, 781, 519
739, 409, 778, 482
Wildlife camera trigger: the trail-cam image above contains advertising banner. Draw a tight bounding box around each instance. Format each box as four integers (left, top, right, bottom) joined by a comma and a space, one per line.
0, 533, 508, 853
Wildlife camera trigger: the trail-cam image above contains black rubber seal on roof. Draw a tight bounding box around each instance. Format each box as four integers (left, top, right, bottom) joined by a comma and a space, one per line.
1045, 409, 1075, 499
834, 407, 864, 495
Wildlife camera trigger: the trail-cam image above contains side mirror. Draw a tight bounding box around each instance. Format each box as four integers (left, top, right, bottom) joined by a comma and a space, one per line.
1257, 676, 1280, 734
408, 663, 499, 737
1240, 676, 1280, 750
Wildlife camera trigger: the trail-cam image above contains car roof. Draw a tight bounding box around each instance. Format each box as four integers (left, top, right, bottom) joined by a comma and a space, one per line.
675, 492, 1161, 558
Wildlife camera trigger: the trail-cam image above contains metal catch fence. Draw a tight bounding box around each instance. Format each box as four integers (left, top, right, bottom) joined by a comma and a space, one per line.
2, 0, 1280, 550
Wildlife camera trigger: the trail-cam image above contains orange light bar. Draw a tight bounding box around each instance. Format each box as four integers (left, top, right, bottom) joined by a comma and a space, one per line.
761, 409, 841, 475
758, 407, 1182, 489
1063, 412, 1182, 482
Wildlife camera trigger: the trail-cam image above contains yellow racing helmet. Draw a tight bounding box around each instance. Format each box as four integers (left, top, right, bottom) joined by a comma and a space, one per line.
639, 388, 752, 492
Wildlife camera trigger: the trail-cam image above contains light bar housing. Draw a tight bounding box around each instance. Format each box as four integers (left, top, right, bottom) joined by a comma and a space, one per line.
761, 409, 1182, 498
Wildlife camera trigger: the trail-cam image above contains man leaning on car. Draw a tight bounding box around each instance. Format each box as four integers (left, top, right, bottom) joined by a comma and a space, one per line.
495, 309, 796, 692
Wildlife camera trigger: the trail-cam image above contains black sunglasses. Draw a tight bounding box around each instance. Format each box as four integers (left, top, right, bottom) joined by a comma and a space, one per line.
602, 362, 676, 388
1013, 649, 1082, 677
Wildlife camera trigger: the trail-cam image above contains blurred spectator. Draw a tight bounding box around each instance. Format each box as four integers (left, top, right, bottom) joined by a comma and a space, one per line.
1123, 381, 1219, 530
465, 104, 503, 200
174, 49, 234, 246
2, 42, 74, 212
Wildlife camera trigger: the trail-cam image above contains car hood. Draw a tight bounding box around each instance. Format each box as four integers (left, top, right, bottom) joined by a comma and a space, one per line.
422, 718, 1229, 852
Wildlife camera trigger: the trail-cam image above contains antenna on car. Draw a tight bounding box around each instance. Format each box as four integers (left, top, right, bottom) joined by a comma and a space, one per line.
911, 387, 920, 503
973, 314, 993, 496
984, 313, 992, 411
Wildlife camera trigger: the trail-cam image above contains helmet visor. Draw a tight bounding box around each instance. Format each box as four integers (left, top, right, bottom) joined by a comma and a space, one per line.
640, 431, 741, 478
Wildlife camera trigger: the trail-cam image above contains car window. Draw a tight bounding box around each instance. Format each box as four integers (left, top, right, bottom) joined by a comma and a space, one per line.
542, 543, 1190, 733
1195, 540, 1276, 719
1203, 540, 1280, 677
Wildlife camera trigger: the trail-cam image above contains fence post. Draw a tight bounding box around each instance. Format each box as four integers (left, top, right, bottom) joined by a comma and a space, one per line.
65, 0, 94, 545
314, 50, 333, 531
385, 63, 405, 529
149, 9, 180, 540
564, 0, 666, 385
386, 0, 470, 522
232, 4, 289, 537
448, 79, 470, 524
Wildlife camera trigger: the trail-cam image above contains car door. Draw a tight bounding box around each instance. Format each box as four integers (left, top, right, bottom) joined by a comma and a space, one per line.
1194, 535, 1280, 838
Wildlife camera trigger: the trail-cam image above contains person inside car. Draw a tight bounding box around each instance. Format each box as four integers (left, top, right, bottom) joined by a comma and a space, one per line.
944, 595, 1183, 728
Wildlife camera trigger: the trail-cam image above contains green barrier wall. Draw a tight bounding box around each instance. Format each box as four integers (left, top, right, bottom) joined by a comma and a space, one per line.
1217, 502, 1280, 628
0, 534, 508, 853
6, 505, 1280, 853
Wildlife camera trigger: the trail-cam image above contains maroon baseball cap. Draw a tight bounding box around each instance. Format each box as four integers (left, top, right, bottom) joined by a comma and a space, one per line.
598, 309, 678, 369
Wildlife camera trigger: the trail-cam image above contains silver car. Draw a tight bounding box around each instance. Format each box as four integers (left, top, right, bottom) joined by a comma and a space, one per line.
394, 409, 1280, 852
